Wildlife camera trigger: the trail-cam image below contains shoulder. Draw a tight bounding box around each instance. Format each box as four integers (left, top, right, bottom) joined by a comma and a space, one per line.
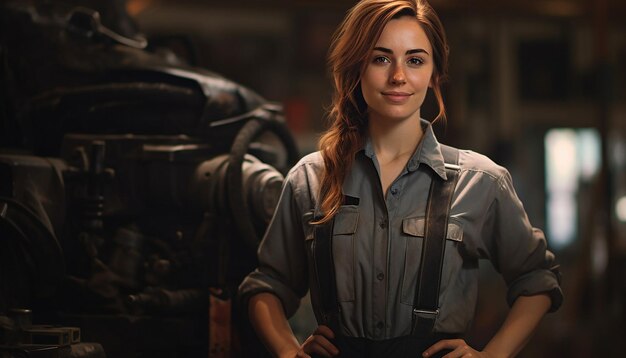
283, 151, 323, 205
452, 148, 509, 181
446, 147, 517, 205
291, 151, 324, 170
286, 151, 324, 179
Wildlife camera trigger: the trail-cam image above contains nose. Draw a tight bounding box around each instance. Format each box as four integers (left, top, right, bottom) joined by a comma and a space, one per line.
389, 64, 406, 85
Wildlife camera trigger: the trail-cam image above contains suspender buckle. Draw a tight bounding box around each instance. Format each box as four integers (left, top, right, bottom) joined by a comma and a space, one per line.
412, 308, 439, 320
411, 308, 440, 336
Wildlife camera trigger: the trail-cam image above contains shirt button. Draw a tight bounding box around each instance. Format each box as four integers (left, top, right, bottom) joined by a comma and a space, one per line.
390, 187, 398, 195
377, 272, 385, 281
376, 321, 384, 330
379, 219, 388, 229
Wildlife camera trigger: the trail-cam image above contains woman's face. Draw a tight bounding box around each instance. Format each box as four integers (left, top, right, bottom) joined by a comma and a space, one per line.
360, 16, 434, 125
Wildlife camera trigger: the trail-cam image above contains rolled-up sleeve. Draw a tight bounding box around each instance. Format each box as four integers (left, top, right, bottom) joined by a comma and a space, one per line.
238, 175, 309, 318
484, 169, 563, 312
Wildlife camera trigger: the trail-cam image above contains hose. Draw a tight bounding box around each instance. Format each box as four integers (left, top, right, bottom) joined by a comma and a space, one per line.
226, 108, 299, 251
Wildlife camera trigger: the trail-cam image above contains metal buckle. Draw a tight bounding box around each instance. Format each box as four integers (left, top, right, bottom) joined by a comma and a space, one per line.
443, 163, 461, 170
412, 308, 440, 319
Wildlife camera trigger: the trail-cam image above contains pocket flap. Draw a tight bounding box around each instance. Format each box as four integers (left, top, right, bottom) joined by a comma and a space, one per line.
447, 220, 463, 242
333, 207, 359, 235
402, 217, 425, 237
402, 217, 463, 242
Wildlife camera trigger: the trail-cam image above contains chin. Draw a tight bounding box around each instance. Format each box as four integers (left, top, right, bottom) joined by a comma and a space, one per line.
376, 109, 419, 122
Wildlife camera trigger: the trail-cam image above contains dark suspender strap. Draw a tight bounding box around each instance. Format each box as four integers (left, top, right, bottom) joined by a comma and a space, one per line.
411, 145, 461, 336
312, 217, 340, 331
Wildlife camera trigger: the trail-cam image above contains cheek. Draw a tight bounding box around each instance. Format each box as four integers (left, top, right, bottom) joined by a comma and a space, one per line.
361, 68, 380, 90
411, 71, 433, 89
360, 70, 380, 104
409, 63, 435, 89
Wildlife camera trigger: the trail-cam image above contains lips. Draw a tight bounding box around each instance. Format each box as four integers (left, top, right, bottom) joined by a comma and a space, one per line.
381, 91, 412, 103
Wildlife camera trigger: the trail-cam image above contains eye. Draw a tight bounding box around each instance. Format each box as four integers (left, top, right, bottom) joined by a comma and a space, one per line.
407, 57, 424, 66
372, 56, 390, 64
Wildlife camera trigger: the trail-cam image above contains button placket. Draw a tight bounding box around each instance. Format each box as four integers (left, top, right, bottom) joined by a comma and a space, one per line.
372, 208, 389, 338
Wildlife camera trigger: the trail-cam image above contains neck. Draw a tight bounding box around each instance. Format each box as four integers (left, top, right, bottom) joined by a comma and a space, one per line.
368, 114, 424, 162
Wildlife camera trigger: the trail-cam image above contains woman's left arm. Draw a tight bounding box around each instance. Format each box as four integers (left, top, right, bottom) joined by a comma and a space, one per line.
423, 293, 551, 358
425, 167, 561, 357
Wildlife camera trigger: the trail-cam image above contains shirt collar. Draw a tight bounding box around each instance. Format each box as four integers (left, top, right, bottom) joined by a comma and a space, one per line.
361, 118, 448, 180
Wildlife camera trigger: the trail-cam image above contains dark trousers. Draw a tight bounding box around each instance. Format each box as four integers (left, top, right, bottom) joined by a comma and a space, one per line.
314, 333, 458, 358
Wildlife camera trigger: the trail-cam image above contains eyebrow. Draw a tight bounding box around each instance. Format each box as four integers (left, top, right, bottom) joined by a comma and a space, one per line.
373, 46, 430, 56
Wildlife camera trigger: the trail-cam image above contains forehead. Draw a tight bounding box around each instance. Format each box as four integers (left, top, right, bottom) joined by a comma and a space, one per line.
375, 16, 432, 53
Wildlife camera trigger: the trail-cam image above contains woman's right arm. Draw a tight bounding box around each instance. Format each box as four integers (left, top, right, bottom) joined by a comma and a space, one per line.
249, 292, 339, 358
249, 292, 300, 357
241, 158, 339, 357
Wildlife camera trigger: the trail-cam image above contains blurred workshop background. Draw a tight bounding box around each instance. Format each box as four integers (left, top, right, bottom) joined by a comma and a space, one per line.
1, 0, 625, 357
133, 0, 625, 356
132, 0, 626, 356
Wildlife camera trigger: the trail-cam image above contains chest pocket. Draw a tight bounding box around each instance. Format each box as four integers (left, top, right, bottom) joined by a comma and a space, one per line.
400, 216, 464, 305
332, 206, 358, 302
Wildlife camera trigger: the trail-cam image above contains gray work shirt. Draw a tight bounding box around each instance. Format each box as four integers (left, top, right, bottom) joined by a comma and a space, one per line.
239, 119, 563, 339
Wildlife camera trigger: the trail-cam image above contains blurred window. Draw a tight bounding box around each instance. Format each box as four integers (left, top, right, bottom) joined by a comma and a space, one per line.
544, 128, 601, 249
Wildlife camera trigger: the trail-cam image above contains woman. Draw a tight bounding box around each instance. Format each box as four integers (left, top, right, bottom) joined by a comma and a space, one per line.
239, 0, 563, 357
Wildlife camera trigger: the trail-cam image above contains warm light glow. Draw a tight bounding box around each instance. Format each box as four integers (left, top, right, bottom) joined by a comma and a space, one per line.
126, 0, 153, 16
537, 1, 581, 17
545, 129, 578, 248
577, 129, 601, 181
545, 129, 577, 192
616, 196, 626, 222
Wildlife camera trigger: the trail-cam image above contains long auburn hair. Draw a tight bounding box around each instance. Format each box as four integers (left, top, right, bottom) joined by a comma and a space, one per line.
314, 0, 449, 224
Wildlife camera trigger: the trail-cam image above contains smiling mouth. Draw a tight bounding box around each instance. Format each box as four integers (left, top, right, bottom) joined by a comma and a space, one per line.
381, 91, 412, 103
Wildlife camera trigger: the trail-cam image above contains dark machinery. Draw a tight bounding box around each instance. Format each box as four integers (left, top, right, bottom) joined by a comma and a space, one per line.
0, 1, 298, 356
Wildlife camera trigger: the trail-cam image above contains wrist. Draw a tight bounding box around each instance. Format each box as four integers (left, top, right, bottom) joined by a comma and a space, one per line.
276, 343, 301, 358
481, 348, 508, 358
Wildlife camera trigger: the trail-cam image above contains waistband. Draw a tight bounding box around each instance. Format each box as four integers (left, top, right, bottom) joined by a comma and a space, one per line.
314, 333, 461, 358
